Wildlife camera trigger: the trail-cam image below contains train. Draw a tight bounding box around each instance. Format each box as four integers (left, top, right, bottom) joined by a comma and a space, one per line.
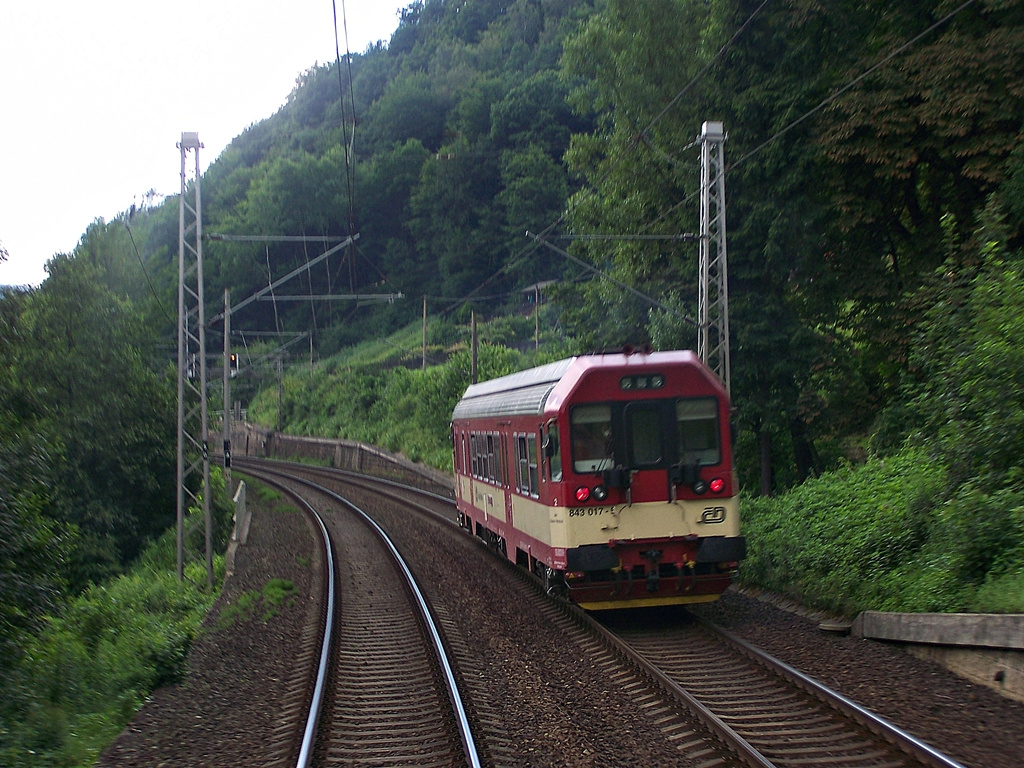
452, 348, 745, 610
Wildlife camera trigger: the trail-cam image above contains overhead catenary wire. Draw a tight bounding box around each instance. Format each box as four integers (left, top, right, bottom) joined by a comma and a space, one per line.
727, 0, 978, 174
125, 219, 175, 326
526, 232, 698, 327
528, 0, 980, 302
332, 0, 359, 298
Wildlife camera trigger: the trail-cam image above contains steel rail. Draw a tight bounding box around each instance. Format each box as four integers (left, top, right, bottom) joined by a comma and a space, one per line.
240, 467, 336, 768
238, 456, 455, 507
252, 465, 483, 768
705, 620, 970, 768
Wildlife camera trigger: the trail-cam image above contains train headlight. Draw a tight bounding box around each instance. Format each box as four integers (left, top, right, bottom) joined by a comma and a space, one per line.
575, 486, 591, 502
592, 484, 609, 501
692, 478, 709, 495
709, 477, 725, 494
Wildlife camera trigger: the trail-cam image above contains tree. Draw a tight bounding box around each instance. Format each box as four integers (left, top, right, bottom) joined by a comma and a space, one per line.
0, 288, 72, 669
366, 72, 453, 153
408, 136, 505, 298
18, 255, 176, 589
560, 0, 833, 488
814, 0, 1024, 385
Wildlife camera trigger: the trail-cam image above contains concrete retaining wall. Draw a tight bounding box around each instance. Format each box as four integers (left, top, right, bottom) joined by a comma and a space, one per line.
231, 422, 454, 499
852, 611, 1024, 702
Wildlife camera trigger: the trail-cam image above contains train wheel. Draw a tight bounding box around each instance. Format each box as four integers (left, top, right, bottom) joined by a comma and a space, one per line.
542, 566, 568, 601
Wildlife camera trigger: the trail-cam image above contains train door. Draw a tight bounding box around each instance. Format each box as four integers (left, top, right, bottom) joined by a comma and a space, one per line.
502, 433, 513, 527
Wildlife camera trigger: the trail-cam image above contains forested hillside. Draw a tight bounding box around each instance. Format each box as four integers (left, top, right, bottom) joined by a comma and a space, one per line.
4, 0, 1022, 566
50, 0, 1022, 484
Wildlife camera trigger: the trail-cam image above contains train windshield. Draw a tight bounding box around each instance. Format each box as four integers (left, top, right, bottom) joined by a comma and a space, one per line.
571, 397, 721, 474
571, 404, 614, 473
677, 398, 721, 465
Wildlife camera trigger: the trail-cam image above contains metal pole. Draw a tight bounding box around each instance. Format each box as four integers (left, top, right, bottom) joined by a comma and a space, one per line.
195, 149, 213, 589
277, 356, 284, 433
176, 140, 187, 582
223, 289, 231, 489
471, 311, 478, 384
534, 286, 540, 350
699, 120, 731, 395
176, 131, 213, 586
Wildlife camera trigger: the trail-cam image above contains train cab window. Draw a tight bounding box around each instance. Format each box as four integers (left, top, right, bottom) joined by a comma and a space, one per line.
677, 398, 721, 465
626, 403, 663, 467
571, 405, 614, 473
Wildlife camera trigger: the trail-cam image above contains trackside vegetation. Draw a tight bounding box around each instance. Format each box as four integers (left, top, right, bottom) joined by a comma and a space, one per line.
742, 215, 1024, 616
0, 534, 225, 767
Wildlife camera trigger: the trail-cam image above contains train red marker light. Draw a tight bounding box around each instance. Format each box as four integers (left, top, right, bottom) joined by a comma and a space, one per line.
575, 486, 591, 502
710, 477, 725, 493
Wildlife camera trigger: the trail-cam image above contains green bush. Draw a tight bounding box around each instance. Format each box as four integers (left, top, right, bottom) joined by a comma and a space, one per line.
739, 448, 946, 615
253, 340, 527, 470
740, 445, 1024, 615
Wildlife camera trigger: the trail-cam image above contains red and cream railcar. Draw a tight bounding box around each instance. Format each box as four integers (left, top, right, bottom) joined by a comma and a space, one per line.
452, 349, 745, 610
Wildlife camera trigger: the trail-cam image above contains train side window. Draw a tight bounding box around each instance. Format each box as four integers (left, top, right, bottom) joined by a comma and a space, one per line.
544, 422, 562, 482
499, 434, 508, 488
470, 433, 479, 477
515, 434, 528, 493
486, 433, 497, 483
571, 404, 614, 473
677, 398, 721, 465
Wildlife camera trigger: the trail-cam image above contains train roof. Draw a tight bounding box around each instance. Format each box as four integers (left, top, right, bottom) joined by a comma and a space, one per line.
452, 358, 574, 420
451, 350, 708, 420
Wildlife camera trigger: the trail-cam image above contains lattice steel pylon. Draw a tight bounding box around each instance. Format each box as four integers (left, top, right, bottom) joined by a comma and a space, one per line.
176, 132, 214, 586
698, 120, 731, 395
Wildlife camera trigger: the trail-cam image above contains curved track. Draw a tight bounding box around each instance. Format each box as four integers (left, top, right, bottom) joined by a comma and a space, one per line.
241, 463, 480, 768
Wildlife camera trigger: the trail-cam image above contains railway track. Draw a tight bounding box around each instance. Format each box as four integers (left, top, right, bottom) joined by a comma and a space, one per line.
240, 463, 480, 768
236, 458, 969, 768
603, 612, 968, 768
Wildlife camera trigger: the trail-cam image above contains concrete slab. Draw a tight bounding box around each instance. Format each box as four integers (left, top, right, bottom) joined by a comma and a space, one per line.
852, 611, 1024, 649
852, 611, 1024, 702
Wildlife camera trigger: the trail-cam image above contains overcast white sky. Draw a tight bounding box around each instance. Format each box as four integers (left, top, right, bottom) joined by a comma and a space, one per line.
0, 0, 404, 287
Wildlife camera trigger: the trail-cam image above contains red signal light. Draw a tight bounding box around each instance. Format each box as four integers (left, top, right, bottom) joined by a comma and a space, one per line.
575, 486, 591, 502
710, 477, 725, 494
